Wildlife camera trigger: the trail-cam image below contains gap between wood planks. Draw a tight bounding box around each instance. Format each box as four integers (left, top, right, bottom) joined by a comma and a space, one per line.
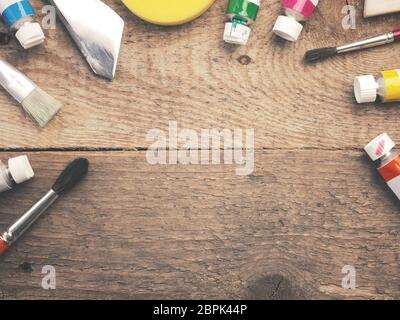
0, 147, 395, 152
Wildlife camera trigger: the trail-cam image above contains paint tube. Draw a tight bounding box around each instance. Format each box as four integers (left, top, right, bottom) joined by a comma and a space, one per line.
365, 133, 400, 200
223, 0, 260, 45
0, 0, 45, 49
0, 156, 34, 193
273, 0, 319, 42
354, 69, 400, 104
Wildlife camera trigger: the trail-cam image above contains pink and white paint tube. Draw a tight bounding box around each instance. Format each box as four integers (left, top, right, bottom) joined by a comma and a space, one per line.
365, 133, 400, 200
273, 0, 319, 42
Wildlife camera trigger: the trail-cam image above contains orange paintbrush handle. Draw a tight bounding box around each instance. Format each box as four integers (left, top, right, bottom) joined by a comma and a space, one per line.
0, 239, 8, 256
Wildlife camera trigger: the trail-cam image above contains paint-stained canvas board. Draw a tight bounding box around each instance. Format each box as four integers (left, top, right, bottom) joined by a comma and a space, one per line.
364, 0, 400, 17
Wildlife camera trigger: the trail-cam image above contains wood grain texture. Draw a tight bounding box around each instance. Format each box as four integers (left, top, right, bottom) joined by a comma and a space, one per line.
0, 151, 399, 300
0, 0, 400, 149
0, 0, 399, 300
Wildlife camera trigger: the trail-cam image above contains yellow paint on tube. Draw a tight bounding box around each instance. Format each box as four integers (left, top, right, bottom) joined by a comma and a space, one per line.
382, 69, 400, 102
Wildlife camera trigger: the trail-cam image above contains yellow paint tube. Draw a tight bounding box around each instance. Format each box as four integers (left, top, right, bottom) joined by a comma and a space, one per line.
354, 69, 400, 104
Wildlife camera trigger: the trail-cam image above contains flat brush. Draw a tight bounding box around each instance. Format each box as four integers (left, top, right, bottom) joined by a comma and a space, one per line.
0, 158, 89, 257
0, 59, 62, 127
305, 29, 400, 62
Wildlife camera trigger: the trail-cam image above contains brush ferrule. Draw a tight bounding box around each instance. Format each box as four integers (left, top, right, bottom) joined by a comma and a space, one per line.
1, 232, 12, 245
4, 189, 59, 245
0, 59, 36, 103
337, 33, 394, 54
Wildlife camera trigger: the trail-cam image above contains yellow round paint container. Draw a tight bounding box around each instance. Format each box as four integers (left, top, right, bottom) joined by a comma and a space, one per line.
122, 0, 216, 26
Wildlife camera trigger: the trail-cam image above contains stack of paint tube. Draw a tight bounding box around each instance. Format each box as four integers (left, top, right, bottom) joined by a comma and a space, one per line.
0, 1, 98, 257
0, 1, 41, 177
1, 1, 399, 206
222, 0, 400, 201
223, 0, 319, 45
0, 0, 125, 127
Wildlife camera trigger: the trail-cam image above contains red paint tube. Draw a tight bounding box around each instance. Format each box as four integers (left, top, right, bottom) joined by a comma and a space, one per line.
365, 133, 400, 199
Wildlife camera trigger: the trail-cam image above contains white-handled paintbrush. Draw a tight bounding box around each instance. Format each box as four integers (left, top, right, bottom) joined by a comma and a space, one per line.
0, 59, 62, 127
0, 158, 89, 257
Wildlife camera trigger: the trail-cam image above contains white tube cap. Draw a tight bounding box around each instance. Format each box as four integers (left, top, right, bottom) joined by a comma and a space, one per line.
8, 156, 35, 184
364, 133, 395, 161
16, 22, 45, 49
273, 15, 303, 42
354, 75, 378, 104
223, 22, 251, 45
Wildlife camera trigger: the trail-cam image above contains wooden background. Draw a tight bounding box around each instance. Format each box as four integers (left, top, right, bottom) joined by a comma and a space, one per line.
0, 0, 399, 299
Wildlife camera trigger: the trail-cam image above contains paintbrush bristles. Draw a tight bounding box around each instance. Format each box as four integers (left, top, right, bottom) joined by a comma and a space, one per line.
305, 47, 338, 62
21, 87, 61, 127
52, 158, 89, 195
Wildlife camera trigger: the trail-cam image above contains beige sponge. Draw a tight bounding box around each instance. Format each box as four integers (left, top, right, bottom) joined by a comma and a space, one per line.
364, 0, 400, 17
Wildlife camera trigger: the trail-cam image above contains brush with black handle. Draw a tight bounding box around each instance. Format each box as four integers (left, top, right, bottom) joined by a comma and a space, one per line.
305, 29, 400, 62
0, 158, 89, 257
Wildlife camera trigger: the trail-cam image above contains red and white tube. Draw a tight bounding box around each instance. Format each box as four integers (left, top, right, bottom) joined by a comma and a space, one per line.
365, 133, 400, 199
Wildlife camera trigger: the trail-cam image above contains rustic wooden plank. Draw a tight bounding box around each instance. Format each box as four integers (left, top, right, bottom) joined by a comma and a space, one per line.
0, 0, 399, 149
0, 151, 398, 299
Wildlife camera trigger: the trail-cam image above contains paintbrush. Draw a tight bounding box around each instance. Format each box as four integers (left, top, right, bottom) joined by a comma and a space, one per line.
0, 158, 89, 257
305, 29, 400, 62
0, 59, 61, 127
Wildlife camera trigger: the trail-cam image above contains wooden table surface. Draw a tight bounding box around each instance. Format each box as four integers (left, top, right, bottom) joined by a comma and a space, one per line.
0, 0, 399, 300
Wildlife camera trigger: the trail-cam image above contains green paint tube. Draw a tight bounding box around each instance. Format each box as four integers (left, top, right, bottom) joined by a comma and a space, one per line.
223, 0, 260, 45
